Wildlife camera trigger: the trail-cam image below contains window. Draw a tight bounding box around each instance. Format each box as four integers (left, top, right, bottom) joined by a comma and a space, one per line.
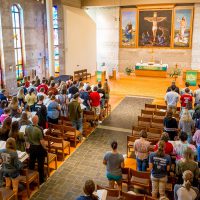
11, 4, 24, 81
53, 5, 60, 76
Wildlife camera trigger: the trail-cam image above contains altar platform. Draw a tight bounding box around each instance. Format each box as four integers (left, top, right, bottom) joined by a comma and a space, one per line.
135, 63, 168, 78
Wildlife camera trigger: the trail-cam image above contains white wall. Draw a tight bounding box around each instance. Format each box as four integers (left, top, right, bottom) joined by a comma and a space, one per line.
63, 6, 96, 76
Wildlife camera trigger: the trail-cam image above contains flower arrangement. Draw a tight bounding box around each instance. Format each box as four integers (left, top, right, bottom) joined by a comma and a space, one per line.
125, 67, 133, 75
168, 64, 182, 81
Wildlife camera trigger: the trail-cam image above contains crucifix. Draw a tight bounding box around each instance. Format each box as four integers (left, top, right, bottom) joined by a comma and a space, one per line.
144, 12, 166, 42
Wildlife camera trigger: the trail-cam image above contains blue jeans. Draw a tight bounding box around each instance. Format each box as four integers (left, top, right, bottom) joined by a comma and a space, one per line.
187, 134, 192, 144
197, 145, 200, 162
72, 118, 83, 133
136, 158, 148, 171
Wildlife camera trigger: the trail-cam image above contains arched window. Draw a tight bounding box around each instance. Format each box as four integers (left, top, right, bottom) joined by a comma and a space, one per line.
11, 4, 24, 81
53, 5, 60, 76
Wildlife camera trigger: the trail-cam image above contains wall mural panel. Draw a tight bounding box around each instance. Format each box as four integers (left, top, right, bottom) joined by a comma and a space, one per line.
138, 9, 173, 48
120, 8, 137, 48
173, 7, 193, 48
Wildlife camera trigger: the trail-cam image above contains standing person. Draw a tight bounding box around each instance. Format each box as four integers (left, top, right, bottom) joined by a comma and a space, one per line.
179, 109, 195, 143
180, 82, 193, 96
56, 89, 69, 117
176, 147, 199, 186
154, 132, 174, 155
17, 88, 26, 107
0, 100, 8, 116
134, 130, 150, 171
103, 141, 124, 190
37, 78, 48, 95
9, 121, 25, 152
90, 86, 101, 120
80, 86, 91, 111
35, 95, 47, 129
0, 117, 12, 141
47, 95, 60, 124
166, 81, 179, 94
47, 81, 58, 96
97, 83, 106, 109
103, 80, 110, 100
0, 89, 8, 103
37, 88, 47, 100
68, 93, 83, 137
192, 129, 200, 163
8, 96, 21, 118
0, 138, 23, 196
25, 115, 47, 184
25, 88, 37, 112
164, 85, 179, 113
174, 170, 199, 200
180, 88, 193, 109
149, 140, 171, 199
194, 84, 200, 106
76, 180, 98, 200
68, 81, 79, 97
173, 131, 197, 161
18, 112, 32, 127
163, 110, 178, 141
0, 108, 10, 124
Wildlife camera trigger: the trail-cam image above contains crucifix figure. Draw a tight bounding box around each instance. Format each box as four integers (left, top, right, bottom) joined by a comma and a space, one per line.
144, 12, 166, 42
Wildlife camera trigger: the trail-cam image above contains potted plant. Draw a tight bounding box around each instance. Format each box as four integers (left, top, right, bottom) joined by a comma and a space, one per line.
125, 67, 133, 75
168, 64, 182, 82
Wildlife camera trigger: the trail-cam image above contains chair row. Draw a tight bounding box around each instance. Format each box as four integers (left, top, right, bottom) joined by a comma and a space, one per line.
141, 109, 180, 121
138, 116, 164, 130
97, 184, 156, 200
145, 103, 180, 112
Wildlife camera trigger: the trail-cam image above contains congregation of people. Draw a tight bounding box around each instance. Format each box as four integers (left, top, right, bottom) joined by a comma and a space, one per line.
76, 81, 200, 200
0, 75, 110, 198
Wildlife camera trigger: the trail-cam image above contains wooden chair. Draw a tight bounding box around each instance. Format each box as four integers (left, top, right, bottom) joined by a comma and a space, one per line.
150, 118, 164, 130
48, 123, 64, 137
96, 184, 120, 198
63, 125, 81, 147
20, 169, 40, 198
138, 116, 151, 128
156, 105, 167, 111
141, 110, 154, 119
147, 128, 162, 143
0, 188, 16, 200
122, 168, 130, 185
129, 169, 151, 194
153, 111, 166, 120
121, 192, 145, 200
83, 110, 98, 123
145, 104, 156, 111
45, 153, 57, 177
47, 135, 70, 161
132, 125, 147, 137
148, 127, 162, 135
173, 113, 180, 120
145, 195, 157, 200
127, 136, 135, 158
59, 116, 72, 126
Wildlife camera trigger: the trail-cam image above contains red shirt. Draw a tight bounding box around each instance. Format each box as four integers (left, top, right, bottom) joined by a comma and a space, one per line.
25, 81, 30, 88
37, 84, 49, 94
154, 142, 173, 155
180, 94, 192, 107
89, 91, 100, 107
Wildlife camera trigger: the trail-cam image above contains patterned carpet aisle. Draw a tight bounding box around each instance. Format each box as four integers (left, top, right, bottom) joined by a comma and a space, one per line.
31, 96, 153, 200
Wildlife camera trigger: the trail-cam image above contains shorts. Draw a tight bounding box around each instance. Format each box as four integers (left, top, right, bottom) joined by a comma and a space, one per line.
106, 172, 122, 181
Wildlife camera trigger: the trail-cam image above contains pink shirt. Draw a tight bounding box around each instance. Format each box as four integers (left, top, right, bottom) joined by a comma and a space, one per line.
134, 138, 150, 160
0, 114, 9, 124
193, 130, 200, 146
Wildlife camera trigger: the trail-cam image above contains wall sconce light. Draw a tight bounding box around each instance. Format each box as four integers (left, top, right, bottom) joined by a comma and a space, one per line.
9, 65, 13, 71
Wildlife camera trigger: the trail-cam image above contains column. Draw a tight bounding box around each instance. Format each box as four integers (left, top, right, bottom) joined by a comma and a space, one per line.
46, 0, 55, 76
191, 4, 200, 70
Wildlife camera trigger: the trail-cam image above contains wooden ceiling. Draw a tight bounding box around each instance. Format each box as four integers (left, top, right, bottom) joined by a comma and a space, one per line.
82, 0, 200, 7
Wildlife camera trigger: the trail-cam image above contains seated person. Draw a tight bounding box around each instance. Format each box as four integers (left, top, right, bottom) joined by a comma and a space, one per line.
0, 108, 10, 124
18, 112, 32, 127
0, 117, 12, 141
174, 170, 199, 200
76, 180, 98, 200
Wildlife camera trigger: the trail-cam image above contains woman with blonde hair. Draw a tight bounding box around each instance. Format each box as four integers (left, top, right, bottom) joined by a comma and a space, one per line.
8, 96, 21, 118
17, 88, 26, 107
179, 109, 195, 143
149, 140, 171, 198
174, 170, 199, 200
0, 138, 23, 196
176, 147, 199, 186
